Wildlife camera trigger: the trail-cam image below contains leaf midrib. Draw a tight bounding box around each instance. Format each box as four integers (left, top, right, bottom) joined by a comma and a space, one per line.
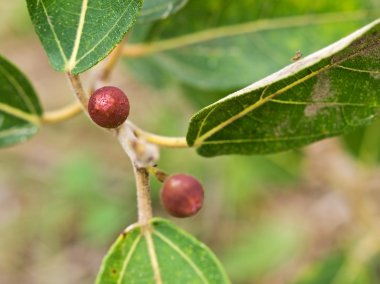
193, 66, 327, 146
153, 231, 209, 284
66, 0, 89, 71
144, 230, 163, 284
39, 0, 135, 72
193, 33, 380, 147
0, 103, 40, 125
74, 1, 135, 69
0, 63, 38, 116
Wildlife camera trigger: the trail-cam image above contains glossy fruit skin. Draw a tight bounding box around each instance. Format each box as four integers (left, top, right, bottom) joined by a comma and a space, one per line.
161, 174, 204, 218
88, 86, 130, 128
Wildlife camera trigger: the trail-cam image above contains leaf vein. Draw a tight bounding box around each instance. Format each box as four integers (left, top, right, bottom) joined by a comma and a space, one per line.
153, 231, 209, 284
194, 66, 327, 146
269, 99, 380, 108
66, 0, 89, 71
0, 125, 37, 139
117, 234, 142, 284
39, 0, 68, 64
0, 103, 40, 125
0, 64, 39, 117
201, 132, 344, 145
74, 1, 134, 66
144, 230, 163, 284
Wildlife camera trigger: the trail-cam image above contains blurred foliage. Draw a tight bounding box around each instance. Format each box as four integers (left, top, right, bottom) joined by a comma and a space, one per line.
127, 0, 380, 108
0, 2, 32, 37
295, 250, 380, 284
222, 219, 306, 282
343, 118, 380, 166
1, 1, 380, 284
51, 154, 136, 245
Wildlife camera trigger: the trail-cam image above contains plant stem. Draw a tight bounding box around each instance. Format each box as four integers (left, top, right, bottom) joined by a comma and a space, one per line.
98, 36, 128, 83
41, 38, 128, 125
128, 122, 189, 148
41, 101, 83, 124
136, 131, 188, 148
133, 166, 153, 225
147, 166, 168, 183
123, 10, 369, 57
67, 73, 88, 107
65, 74, 186, 150
67, 74, 155, 225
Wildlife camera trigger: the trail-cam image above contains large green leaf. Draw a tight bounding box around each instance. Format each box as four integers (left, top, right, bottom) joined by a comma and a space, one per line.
127, 0, 380, 91
138, 0, 188, 23
27, 0, 143, 74
186, 19, 380, 157
0, 55, 42, 147
96, 218, 230, 284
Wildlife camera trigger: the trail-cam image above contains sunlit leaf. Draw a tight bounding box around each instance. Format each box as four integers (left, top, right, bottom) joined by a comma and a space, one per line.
0, 55, 42, 147
27, 0, 143, 74
186, 19, 380, 157
138, 0, 188, 23
96, 218, 230, 284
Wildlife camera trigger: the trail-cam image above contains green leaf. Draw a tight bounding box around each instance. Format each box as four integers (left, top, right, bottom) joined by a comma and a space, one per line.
295, 250, 378, 284
186, 19, 380, 157
341, 118, 380, 165
128, 0, 380, 91
0, 55, 42, 148
96, 218, 230, 284
138, 0, 188, 23
27, 0, 143, 74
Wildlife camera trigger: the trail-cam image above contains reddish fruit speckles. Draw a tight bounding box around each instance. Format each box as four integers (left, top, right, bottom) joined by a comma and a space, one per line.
88, 86, 130, 128
161, 174, 204, 218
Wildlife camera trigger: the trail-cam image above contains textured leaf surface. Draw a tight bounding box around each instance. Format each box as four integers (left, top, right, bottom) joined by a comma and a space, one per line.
27, 0, 142, 74
186, 19, 380, 157
138, 0, 188, 23
128, 0, 380, 91
96, 218, 230, 284
0, 55, 42, 147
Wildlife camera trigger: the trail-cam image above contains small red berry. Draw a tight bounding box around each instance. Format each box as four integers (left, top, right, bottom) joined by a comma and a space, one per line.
88, 86, 130, 128
161, 174, 204, 218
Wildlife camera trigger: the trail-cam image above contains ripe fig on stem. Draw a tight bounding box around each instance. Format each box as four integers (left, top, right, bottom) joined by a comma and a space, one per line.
161, 174, 204, 218
88, 86, 130, 128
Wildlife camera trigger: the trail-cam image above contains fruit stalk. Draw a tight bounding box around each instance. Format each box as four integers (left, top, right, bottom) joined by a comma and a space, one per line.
133, 166, 153, 225
67, 73, 88, 107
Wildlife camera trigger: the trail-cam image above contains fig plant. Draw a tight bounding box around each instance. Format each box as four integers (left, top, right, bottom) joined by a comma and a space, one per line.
1, 0, 380, 283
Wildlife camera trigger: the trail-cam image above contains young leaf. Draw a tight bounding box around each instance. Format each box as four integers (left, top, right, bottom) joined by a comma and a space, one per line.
96, 218, 230, 284
0, 55, 42, 147
138, 0, 188, 23
26, 0, 143, 74
187, 19, 380, 157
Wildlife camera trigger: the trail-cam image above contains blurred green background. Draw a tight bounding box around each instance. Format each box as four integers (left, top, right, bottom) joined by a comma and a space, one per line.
1, 1, 380, 284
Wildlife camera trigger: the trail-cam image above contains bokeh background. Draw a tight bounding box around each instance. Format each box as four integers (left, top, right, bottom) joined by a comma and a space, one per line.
1, 1, 380, 284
